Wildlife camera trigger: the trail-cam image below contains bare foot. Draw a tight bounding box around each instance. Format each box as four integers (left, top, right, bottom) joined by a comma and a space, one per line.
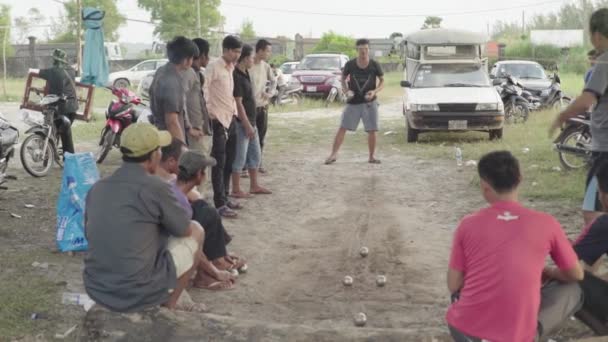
174, 290, 207, 312
324, 156, 337, 165
250, 187, 272, 195
231, 191, 253, 199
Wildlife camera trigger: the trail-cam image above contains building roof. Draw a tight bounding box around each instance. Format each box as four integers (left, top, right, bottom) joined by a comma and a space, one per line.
406, 29, 487, 45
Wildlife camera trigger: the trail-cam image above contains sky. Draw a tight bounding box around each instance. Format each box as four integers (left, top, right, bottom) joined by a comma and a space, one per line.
4, 0, 574, 44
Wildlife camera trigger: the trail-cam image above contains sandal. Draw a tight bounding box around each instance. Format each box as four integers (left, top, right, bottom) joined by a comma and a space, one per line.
227, 200, 243, 210
368, 158, 381, 164
324, 158, 337, 165
218, 206, 238, 218
250, 188, 272, 195
231, 191, 253, 199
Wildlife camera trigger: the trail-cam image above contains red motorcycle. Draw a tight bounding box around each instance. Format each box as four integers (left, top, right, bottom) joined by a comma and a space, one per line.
96, 87, 146, 163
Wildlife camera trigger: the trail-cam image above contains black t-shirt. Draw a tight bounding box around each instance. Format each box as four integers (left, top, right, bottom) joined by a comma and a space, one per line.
233, 68, 257, 125
38, 66, 78, 113
574, 214, 608, 265
343, 59, 384, 105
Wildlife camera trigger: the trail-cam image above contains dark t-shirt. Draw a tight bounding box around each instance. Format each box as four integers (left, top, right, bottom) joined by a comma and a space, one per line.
83, 163, 191, 312
38, 66, 78, 113
343, 59, 384, 105
149, 63, 186, 138
574, 214, 608, 265
233, 68, 257, 125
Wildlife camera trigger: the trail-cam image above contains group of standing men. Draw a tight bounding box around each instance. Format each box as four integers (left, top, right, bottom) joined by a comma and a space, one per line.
148, 35, 274, 219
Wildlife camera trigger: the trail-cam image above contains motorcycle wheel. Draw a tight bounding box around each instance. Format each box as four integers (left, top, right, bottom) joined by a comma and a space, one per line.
553, 96, 572, 110
289, 93, 301, 105
558, 126, 592, 171
20, 134, 54, 177
505, 103, 529, 124
325, 89, 337, 107
96, 127, 116, 164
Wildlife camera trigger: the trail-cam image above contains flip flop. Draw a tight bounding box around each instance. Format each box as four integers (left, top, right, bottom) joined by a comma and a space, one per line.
227, 201, 243, 210
218, 206, 238, 219
324, 158, 337, 165
368, 159, 381, 164
251, 188, 272, 195
193, 280, 235, 291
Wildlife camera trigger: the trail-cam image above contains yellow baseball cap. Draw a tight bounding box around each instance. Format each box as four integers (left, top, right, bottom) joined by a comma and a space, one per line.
120, 123, 172, 158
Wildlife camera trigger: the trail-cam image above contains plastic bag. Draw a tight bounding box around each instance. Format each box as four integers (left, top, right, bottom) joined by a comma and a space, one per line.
56, 152, 100, 252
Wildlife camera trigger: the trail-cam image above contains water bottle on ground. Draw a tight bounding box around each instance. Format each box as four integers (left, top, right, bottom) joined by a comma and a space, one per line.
455, 147, 463, 167
62, 292, 91, 306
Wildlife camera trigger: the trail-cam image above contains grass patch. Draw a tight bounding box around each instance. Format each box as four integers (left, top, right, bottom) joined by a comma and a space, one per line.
0, 250, 66, 339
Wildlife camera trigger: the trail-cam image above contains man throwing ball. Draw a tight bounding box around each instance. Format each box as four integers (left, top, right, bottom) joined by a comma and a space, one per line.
325, 38, 384, 165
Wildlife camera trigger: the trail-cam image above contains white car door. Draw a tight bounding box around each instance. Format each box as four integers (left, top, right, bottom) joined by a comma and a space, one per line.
131, 61, 157, 85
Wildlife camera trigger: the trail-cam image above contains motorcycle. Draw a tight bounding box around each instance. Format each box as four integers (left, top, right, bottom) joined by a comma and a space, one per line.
20, 95, 67, 177
525, 73, 571, 111
325, 77, 347, 107
0, 112, 19, 189
96, 87, 145, 164
554, 112, 592, 171
496, 75, 531, 124
271, 83, 302, 106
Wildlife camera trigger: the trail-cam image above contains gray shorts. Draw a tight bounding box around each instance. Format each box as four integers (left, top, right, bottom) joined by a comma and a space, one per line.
340, 101, 379, 132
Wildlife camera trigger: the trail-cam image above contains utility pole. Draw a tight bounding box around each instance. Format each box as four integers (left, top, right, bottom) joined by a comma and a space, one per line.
522, 10, 526, 36
76, 0, 82, 74
196, 0, 202, 37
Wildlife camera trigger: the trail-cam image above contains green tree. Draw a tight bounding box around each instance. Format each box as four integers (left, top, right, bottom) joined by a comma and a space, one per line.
51, 0, 125, 43
312, 31, 356, 58
421, 16, 442, 30
240, 19, 256, 40
14, 8, 45, 43
0, 5, 12, 57
389, 32, 403, 40
137, 0, 223, 41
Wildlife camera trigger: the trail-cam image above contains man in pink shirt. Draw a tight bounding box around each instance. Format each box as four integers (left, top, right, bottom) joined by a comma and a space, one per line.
447, 151, 584, 342
204, 35, 242, 218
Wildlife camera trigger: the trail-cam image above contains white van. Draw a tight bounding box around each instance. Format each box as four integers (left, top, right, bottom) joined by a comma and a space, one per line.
400, 29, 504, 142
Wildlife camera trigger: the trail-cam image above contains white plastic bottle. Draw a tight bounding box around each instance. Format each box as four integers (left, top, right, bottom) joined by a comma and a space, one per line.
455, 147, 463, 167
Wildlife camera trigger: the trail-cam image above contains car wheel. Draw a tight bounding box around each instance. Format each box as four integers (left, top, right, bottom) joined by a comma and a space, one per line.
114, 78, 130, 89
489, 128, 503, 141
406, 120, 418, 143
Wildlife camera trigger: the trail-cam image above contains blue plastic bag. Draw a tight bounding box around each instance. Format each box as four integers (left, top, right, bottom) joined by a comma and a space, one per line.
56, 152, 100, 252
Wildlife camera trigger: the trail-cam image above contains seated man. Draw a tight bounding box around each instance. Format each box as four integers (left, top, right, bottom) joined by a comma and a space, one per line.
156, 140, 244, 287
84, 123, 206, 312
447, 151, 584, 342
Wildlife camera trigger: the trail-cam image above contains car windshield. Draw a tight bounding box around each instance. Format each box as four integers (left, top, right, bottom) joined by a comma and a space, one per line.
498, 63, 546, 79
298, 56, 340, 71
281, 63, 298, 74
413, 64, 490, 88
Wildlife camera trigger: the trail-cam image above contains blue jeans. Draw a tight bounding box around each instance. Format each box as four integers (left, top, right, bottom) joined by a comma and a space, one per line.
232, 121, 261, 173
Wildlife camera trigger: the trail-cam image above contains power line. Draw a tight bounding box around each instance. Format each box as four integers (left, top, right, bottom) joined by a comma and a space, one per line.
221, 0, 569, 18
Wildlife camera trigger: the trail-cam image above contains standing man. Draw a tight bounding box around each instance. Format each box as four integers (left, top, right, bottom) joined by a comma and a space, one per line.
585, 49, 598, 84
249, 39, 276, 173
447, 151, 583, 341
38, 49, 78, 155
150, 36, 199, 144
204, 35, 242, 218
325, 39, 384, 165
184, 38, 212, 156
550, 8, 608, 225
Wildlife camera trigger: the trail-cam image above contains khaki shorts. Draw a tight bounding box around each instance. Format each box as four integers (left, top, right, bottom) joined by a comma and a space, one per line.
168, 236, 198, 278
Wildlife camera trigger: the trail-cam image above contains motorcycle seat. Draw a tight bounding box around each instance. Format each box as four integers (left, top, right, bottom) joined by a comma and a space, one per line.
0, 126, 18, 146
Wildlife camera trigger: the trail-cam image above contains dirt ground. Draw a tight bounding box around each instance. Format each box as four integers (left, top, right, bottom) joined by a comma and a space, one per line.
0, 102, 597, 341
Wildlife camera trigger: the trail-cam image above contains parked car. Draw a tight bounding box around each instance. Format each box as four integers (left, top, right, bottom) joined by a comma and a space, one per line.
290, 54, 349, 98
108, 59, 168, 89
401, 29, 504, 142
490, 61, 552, 92
279, 61, 300, 84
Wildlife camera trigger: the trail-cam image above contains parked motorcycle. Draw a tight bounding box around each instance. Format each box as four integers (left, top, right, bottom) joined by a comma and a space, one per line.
96, 87, 145, 164
496, 75, 531, 124
271, 83, 302, 106
325, 77, 347, 107
20, 95, 67, 177
554, 112, 592, 170
526, 73, 571, 111
0, 112, 19, 189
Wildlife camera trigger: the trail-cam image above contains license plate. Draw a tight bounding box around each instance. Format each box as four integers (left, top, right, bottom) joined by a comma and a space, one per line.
306, 86, 317, 92
448, 120, 468, 130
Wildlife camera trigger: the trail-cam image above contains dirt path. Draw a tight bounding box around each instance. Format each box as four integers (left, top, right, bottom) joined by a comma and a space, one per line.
191, 146, 481, 337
